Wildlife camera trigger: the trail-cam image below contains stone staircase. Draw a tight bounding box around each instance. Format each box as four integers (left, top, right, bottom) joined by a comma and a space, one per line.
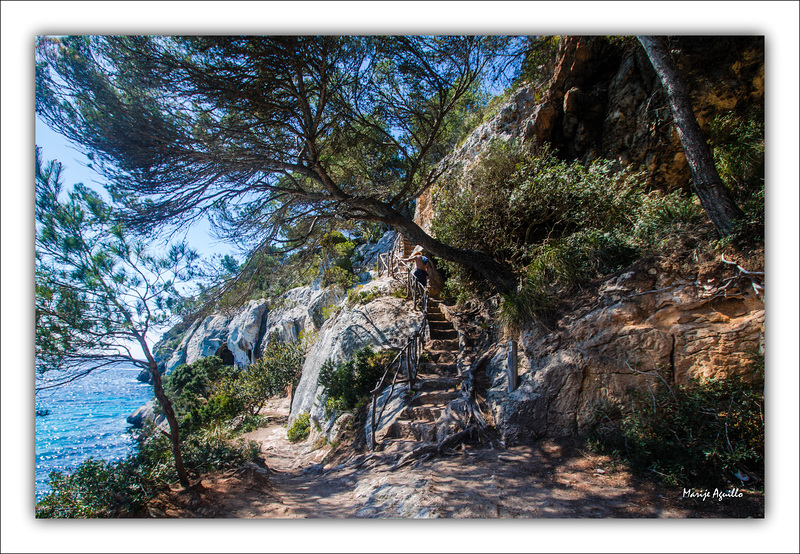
380, 299, 461, 449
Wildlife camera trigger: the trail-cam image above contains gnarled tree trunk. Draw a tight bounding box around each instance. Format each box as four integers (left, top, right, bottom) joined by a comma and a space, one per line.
142, 342, 191, 488
637, 36, 744, 237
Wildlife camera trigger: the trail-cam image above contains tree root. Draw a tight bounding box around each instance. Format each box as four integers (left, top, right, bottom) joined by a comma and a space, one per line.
389, 428, 475, 471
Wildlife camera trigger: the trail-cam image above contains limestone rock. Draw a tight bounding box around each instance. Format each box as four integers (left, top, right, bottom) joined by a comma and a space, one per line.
126, 399, 166, 429
485, 268, 764, 445
291, 282, 422, 424
355, 230, 400, 271
260, 286, 343, 350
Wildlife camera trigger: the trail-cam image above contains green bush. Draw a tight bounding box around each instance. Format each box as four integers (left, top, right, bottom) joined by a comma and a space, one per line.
346, 287, 380, 307
287, 413, 311, 443
166, 338, 307, 433
229, 338, 307, 416
318, 346, 394, 416
36, 457, 152, 518
180, 424, 261, 473
432, 139, 706, 323
322, 265, 357, 290
163, 356, 238, 430
590, 358, 764, 488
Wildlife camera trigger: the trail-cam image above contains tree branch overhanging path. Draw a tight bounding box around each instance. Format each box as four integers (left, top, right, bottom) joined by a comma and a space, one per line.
36, 35, 521, 295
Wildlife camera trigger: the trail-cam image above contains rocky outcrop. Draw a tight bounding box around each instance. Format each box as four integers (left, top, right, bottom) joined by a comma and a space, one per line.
483, 263, 764, 445
126, 399, 166, 429
131, 233, 400, 427
259, 286, 344, 349
151, 232, 400, 379
415, 36, 764, 233
291, 276, 423, 426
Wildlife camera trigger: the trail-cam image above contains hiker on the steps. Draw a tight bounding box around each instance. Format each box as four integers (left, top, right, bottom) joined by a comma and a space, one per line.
402, 245, 429, 288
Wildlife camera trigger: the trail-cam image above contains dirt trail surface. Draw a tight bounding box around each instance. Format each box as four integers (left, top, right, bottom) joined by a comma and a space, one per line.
148, 397, 763, 519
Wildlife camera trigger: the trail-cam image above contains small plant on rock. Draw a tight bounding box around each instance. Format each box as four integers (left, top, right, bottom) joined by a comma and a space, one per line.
287, 413, 311, 443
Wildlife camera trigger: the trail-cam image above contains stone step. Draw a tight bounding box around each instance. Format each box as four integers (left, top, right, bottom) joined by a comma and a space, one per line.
411, 389, 459, 406
398, 405, 443, 421
428, 316, 455, 329
427, 312, 446, 322
384, 420, 437, 442
428, 338, 459, 350
416, 376, 460, 392
430, 329, 458, 341
418, 362, 458, 375
426, 350, 456, 364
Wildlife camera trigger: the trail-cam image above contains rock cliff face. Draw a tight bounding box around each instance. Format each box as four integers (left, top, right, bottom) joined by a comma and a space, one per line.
411, 36, 765, 444
416, 36, 764, 233
132, 235, 403, 426
482, 259, 764, 445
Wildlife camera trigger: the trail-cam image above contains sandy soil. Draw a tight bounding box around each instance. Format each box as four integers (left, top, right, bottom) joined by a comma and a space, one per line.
147, 396, 763, 519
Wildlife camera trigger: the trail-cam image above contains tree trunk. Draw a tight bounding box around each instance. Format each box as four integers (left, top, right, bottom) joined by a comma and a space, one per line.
369, 202, 518, 295
637, 36, 744, 237
145, 351, 191, 488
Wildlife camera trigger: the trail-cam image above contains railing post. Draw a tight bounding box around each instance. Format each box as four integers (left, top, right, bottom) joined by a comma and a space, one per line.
507, 340, 518, 392
370, 393, 377, 449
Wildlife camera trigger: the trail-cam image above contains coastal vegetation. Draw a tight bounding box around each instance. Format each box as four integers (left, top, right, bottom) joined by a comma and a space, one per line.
37, 338, 307, 517
34, 35, 765, 518
590, 354, 765, 488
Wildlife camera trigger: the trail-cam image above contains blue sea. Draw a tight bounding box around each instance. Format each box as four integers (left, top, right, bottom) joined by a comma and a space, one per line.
34, 366, 153, 502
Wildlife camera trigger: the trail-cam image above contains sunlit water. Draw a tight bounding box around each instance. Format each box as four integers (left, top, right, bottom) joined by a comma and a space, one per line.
35, 366, 153, 502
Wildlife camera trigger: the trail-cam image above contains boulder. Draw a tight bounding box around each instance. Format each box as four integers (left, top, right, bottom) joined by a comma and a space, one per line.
290, 280, 423, 425
126, 399, 166, 429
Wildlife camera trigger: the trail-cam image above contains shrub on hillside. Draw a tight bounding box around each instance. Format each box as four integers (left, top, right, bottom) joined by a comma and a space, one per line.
36, 418, 263, 518
163, 356, 236, 424
36, 458, 151, 518
318, 346, 394, 416
322, 265, 357, 290
590, 357, 764, 488
229, 337, 308, 416
432, 139, 705, 323
286, 413, 311, 443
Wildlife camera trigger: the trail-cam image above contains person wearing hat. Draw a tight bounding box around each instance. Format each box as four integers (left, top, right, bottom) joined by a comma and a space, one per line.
401, 245, 429, 288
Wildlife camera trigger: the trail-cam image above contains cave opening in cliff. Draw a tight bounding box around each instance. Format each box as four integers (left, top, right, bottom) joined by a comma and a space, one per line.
215, 344, 235, 366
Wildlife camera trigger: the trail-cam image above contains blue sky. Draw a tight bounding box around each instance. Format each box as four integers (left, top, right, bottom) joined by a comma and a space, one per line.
35, 115, 238, 263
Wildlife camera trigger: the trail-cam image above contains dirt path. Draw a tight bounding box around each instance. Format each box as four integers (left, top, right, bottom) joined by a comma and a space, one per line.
149, 397, 763, 519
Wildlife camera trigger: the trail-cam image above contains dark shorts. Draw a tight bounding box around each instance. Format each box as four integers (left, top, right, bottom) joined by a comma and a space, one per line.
413, 269, 428, 288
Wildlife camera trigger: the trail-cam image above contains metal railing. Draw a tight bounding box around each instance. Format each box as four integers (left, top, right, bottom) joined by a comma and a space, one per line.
368, 278, 428, 450
377, 234, 410, 282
